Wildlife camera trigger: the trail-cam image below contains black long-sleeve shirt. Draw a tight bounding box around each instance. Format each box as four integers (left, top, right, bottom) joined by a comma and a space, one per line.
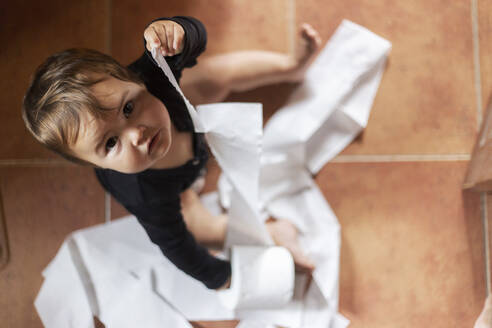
94, 16, 231, 289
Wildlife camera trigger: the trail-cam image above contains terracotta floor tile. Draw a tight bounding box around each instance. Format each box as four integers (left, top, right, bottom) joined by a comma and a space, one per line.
0, 167, 105, 327
110, 196, 130, 220
191, 321, 238, 328
0, 1, 110, 160
316, 161, 485, 327
479, 0, 492, 110
111, 0, 291, 65
297, 1, 477, 155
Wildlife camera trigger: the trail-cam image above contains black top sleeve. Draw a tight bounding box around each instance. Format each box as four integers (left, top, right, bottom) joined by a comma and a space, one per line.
94, 16, 231, 289
129, 195, 231, 290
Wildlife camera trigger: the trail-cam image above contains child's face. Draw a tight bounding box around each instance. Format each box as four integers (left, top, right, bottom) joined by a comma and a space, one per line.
69, 75, 173, 173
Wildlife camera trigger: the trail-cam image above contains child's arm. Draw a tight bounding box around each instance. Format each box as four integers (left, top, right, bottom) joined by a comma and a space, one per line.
136, 198, 231, 290
95, 170, 231, 290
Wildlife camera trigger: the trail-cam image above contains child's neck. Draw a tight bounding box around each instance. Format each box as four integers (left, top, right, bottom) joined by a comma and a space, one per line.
151, 123, 193, 169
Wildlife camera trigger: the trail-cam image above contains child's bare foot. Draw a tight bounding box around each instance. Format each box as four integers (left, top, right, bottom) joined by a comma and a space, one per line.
287, 23, 322, 82
475, 296, 492, 328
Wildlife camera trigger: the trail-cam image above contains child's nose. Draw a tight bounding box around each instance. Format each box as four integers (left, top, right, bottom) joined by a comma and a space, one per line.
127, 125, 147, 147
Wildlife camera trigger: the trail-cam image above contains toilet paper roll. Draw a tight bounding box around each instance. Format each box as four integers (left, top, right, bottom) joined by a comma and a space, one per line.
218, 246, 294, 310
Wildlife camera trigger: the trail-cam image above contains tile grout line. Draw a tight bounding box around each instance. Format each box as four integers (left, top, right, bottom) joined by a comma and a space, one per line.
0, 159, 76, 166
472, 0, 490, 295
0, 154, 473, 167
482, 192, 491, 295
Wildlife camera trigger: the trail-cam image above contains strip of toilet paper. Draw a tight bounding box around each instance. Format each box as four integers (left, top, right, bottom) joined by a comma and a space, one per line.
151, 49, 272, 247
34, 19, 391, 328
151, 49, 297, 311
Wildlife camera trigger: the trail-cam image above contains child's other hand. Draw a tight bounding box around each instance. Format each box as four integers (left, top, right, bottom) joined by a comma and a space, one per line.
144, 20, 185, 56
265, 218, 315, 273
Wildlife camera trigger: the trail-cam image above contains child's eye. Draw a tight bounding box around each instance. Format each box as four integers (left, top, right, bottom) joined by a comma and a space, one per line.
105, 136, 118, 151
123, 101, 134, 118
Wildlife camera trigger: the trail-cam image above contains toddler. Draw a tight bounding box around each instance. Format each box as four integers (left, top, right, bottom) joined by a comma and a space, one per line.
22, 16, 321, 290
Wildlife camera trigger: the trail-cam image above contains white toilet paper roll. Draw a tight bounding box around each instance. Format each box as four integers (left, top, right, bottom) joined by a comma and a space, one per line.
218, 246, 295, 310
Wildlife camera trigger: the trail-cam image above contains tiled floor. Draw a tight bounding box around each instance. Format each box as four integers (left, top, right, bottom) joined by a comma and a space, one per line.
0, 167, 105, 327
479, 0, 492, 110
319, 162, 484, 326
1, 1, 491, 327
298, 0, 478, 156
0, 1, 110, 160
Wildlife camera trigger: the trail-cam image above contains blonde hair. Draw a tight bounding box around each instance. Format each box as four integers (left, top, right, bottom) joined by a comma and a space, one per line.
22, 48, 142, 164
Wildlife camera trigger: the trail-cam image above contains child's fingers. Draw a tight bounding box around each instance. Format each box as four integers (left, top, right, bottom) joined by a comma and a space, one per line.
164, 24, 175, 55
173, 25, 179, 50
144, 27, 161, 52
174, 24, 184, 53
152, 24, 170, 56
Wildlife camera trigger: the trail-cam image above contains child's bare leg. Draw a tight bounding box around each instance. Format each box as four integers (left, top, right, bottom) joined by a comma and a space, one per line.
180, 188, 227, 249
181, 23, 322, 105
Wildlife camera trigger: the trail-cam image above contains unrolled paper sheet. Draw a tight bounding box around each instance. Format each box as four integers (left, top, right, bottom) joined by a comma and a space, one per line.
34, 20, 391, 328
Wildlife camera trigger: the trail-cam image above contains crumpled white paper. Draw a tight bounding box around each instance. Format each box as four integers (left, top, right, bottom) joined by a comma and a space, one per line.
34, 20, 391, 328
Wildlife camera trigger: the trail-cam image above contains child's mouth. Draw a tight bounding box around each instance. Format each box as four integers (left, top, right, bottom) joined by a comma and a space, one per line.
148, 130, 160, 155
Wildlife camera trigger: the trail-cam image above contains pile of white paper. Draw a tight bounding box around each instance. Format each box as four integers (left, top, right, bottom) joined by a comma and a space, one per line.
35, 20, 391, 328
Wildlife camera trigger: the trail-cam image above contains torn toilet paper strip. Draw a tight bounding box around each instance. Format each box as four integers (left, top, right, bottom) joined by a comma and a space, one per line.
34, 19, 390, 328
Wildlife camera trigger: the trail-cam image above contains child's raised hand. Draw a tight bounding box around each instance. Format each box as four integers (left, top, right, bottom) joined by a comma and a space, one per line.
144, 20, 185, 56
